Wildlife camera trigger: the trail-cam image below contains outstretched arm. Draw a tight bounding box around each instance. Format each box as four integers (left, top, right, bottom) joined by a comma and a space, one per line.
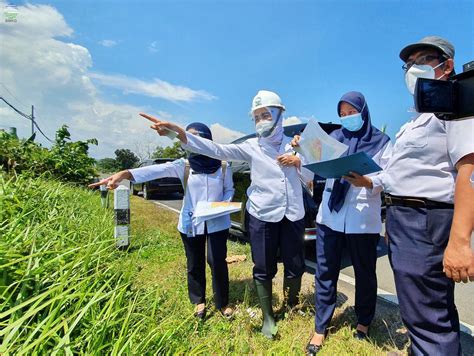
141, 112, 250, 162
88, 170, 132, 190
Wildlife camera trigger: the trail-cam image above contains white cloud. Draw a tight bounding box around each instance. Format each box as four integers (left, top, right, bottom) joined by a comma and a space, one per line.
283, 116, 303, 126
99, 39, 118, 47
0, 1, 218, 158
148, 41, 159, 53
89, 72, 217, 102
210, 123, 246, 143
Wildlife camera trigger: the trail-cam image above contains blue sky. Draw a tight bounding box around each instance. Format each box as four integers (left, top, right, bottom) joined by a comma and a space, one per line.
0, 0, 472, 157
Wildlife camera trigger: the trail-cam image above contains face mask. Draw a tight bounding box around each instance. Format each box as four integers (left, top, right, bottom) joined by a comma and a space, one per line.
254, 107, 282, 138
255, 120, 274, 137
340, 112, 364, 131
405, 62, 446, 95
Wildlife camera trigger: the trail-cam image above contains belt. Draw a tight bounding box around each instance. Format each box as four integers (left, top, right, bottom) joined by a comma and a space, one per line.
384, 194, 454, 209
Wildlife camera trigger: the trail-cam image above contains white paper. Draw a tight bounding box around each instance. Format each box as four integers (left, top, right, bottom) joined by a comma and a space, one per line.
193, 201, 242, 224
296, 119, 348, 164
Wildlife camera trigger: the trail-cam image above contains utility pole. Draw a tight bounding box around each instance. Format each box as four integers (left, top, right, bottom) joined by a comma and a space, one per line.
31, 105, 35, 136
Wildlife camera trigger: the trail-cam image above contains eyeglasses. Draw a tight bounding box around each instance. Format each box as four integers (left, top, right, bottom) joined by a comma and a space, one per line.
402, 55, 443, 72
253, 111, 272, 123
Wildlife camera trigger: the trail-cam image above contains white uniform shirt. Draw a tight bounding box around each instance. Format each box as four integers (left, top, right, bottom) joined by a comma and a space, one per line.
381, 113, 474, 203
182, 133, 311, 223
316, 142, 393, 234
129, 158, 234, 236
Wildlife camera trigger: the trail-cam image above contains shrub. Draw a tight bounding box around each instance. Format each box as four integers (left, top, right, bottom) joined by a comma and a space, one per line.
0, 125, 97, 185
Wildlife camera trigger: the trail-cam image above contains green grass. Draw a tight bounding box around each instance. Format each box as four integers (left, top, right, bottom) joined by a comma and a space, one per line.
0, 173, 408, 354
119, 189, 409, 355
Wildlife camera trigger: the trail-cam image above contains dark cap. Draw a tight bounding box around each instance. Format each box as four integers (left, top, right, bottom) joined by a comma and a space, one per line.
399, 36, 455, 62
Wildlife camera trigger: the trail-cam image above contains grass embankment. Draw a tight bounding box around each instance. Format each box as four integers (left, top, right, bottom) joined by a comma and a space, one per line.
0, 174, 408, 354
127, 194, 409, 355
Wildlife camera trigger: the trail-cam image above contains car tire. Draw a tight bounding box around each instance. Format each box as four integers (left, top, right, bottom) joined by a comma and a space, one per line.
143, 184, 153, 200
131, 183, 138, 195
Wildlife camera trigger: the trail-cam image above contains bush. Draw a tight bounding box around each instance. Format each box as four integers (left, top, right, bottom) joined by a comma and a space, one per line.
0, 125, 98, 185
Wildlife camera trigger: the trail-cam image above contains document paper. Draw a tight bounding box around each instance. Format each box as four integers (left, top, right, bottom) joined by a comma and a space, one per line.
193, 201, 242, 224
296, 119, 348, 164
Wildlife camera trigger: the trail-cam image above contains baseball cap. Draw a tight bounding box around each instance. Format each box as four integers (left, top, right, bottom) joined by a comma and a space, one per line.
399, 36, 455, 62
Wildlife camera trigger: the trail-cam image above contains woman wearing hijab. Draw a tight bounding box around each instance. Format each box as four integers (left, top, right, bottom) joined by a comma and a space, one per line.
142, 90, 313, 339
298, 92, 392, 354
90, 122, 235, 319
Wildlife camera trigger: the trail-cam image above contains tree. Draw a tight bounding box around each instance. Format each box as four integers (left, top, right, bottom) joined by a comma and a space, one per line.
152, 141, 186, 159
96, 158, 119, 173
114, 149, 139, 170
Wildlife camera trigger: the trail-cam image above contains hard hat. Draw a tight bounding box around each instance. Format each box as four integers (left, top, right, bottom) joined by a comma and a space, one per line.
250, 90, 286, 114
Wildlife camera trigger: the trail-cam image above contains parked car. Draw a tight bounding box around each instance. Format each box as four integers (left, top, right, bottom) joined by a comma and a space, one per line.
131, 158, 184, 200
228, 122, 342, 243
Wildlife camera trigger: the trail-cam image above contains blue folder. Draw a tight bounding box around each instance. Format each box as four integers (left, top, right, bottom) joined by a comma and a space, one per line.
303, 151, 381, 179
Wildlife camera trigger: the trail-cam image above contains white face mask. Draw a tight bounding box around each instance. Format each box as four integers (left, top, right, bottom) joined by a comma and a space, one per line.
405, 62, 446, 95
255, 120, 274, 137
254, 107, 282, 138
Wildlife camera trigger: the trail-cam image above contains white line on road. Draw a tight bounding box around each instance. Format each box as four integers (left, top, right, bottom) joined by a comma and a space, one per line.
305, 259, 474, 336
153, 199, 474, 337
153, 201, 181, 214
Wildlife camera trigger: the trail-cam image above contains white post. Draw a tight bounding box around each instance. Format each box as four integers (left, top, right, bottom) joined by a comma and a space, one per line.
99, 184, 109, 208
114, 185, 130, 249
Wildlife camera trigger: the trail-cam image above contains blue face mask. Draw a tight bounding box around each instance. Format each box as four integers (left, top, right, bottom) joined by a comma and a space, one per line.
340, 112, 364, 131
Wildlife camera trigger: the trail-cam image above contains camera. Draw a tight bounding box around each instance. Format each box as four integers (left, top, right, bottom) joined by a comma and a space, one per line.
414, 61, 474, 120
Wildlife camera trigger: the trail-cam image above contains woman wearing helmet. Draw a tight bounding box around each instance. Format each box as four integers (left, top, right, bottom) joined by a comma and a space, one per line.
142, 90, 312, 339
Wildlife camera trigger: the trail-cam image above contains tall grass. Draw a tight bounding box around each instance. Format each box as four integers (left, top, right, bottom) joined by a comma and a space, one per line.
0, 174, 174, 354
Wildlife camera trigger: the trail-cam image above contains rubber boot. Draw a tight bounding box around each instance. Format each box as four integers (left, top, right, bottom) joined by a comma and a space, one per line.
254, 279, 277, 339
283, 276, 302, 308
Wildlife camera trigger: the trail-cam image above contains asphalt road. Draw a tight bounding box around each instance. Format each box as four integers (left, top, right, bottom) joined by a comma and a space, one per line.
138, 193, 474, 338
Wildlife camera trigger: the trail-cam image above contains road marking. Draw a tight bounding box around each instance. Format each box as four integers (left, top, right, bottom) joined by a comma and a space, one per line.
153, 201, 181, 214
305, 259, 474, 336
153, 200, 474, 337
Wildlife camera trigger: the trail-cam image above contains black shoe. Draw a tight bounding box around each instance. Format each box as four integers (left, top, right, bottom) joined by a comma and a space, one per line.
306, 342, 322, 355
354, 329, 368, 340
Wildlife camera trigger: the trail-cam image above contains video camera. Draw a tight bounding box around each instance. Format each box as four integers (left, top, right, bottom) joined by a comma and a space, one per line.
414, 61, 474, 120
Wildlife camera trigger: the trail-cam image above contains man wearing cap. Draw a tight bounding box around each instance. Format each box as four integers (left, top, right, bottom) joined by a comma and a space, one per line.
377, 36, 474, 355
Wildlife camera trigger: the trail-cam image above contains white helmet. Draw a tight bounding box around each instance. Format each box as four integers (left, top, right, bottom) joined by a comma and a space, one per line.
250, 90, 286, 114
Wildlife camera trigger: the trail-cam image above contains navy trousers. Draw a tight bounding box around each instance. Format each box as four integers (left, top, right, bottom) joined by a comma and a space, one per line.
180, 227, 229, 309
386, 206, 461, 356
247, 214, 305, 281
315, 224, 379, 333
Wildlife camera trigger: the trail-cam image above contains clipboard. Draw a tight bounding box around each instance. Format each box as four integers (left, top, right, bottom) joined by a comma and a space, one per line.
303, 151, 381, 179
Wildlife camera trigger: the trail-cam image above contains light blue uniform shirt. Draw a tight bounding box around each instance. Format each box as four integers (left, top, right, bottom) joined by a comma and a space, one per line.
129, 158, 234, 236
381, 113, 474, 203
182, 133, 312, 223
317, 141, 392, 234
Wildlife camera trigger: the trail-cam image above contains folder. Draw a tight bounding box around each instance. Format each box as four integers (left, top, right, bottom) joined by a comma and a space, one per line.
303, 151, 382, 179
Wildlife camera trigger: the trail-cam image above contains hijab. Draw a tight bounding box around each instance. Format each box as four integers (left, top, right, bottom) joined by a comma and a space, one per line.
328, 91, 390, 212
186, 122, 222, 174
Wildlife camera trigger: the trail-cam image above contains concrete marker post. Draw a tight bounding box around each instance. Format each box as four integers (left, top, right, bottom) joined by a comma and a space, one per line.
114, 185, 130, 249
99, 184, 109, 208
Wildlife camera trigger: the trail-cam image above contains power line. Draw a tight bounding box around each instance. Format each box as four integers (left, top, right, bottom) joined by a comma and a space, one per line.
0, 96, 54, 143
0, 96, 32, 121
0, 82, 29, 110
